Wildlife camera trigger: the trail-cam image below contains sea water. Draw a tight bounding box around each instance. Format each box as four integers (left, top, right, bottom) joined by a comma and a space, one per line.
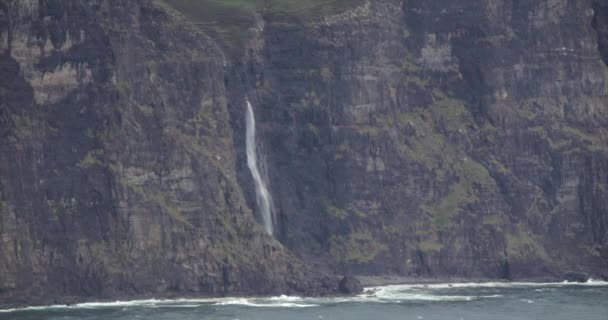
1, 281, 607, 320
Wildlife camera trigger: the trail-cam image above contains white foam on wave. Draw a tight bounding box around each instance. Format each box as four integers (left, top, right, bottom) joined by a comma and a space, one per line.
268, 295, 305, 302
0, 299, 216, 313
0, 296, 320, 313
366, 279, 608, 291
364, 286, 507, 303
1, 279, 605, 313
150, 304, 202, 308
215, 298, 318, 308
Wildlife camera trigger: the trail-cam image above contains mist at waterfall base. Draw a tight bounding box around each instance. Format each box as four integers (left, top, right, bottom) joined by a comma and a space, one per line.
245, 98, 274, 235
2, 282, 607, 320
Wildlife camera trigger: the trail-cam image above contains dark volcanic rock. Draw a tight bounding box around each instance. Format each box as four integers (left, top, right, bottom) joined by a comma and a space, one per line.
564, 272, 590, 283
339, 276, 364, 295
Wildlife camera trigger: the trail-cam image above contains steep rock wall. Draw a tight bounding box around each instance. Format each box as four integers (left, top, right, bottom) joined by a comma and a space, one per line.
0, 0, 607, 308
246, 0, 608, 279
0, 0, 336, 308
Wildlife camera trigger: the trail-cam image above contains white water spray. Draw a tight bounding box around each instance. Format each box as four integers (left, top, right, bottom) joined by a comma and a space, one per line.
245, 98, 274, 235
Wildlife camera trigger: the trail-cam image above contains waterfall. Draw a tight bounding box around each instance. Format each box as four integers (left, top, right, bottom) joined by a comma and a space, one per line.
245, 98, 274, 235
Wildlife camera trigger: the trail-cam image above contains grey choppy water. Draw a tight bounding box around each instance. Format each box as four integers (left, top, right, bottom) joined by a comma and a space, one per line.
2, 281, 607, 320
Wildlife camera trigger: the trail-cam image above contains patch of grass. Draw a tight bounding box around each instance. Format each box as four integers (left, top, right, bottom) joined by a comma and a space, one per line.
421, 180, 468, 230
430, 89, 469, 132
581, 244, 602, 257
405, 74, 429, 88
348, 205, 369, 218
372, 89, 496, 232
560, 126, 608, 154
323, 200, 348, 220
530, 124, 607, 156
291, 91, 322, 112
488, 156, 509, 174
7, 115, 37, 152
379, 90, 472, 180
159, 0, 363, 54
78, 149, 104, 168
150, 191, 192, 226
382, 223, 401, 236
307, 123, 320, 138
186, 99, 220, 137
514, 96, 567, 121
323, 200, 371, 220
112, 165, 193, 227
47, 198, 78, 218
402, 59, 422, 73
566, 222, 585, 239
320, 67, 333, 81
115, 81, 131, 97
418, 239, 442, 252
505, 225, 550, 260
421, 158, 495, 231
356, 125, 380, 136
482, 214, 504, 230
329, 231, 387, 264
400, 52, 427, 88
333, 143, 350, 160
458, 157, 495, 190
162, 0, 362, 19
533, 126, 569, 150
136, 104, 155, 116
389, 110, 453, 179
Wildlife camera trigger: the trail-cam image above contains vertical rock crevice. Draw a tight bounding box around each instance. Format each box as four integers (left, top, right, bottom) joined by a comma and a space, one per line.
593, 0, 608, 66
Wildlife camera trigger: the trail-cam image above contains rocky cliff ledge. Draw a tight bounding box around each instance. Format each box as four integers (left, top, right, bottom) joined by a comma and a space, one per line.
0, 0, 607, 308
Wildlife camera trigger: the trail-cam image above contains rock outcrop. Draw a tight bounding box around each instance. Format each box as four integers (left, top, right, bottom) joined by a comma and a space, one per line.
0, 0, 607, 308
339, 276, 364, 295
563, 271, 590, 283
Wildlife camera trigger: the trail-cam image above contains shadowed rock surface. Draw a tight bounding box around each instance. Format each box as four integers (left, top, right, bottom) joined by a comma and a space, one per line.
564, 271, 590, 283
0, 0, 607, 308
339, 276, 363, 295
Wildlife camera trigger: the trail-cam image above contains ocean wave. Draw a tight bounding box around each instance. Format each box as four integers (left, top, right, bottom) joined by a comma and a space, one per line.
0, 299, 215, 313
0, 297, 320, 313
362, 287, 506, 303
268, 295, 305, 302
366, 279, 608, 291
1, 279, 605, 313
215, 298, 318, 308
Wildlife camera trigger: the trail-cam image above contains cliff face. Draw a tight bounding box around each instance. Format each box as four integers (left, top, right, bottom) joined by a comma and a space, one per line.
0, 0, 607, 308
0, 0, 337, 308
245, 0, 608, 279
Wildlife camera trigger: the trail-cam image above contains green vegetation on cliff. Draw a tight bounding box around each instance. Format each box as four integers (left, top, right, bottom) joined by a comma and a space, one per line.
159, 0, 363, 54
329, 231, 387, 264
161, 0, 360, 17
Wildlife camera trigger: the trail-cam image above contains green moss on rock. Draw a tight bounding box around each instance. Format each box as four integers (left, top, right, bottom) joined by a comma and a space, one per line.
421, 158, 495, 230
505, 226, 550, 261
329, 231, 387, 264
418, 239, 443, 252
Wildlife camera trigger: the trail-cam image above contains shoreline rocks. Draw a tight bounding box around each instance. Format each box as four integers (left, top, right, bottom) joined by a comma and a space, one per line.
339, 276, 364, 295
563, 272, 590, 283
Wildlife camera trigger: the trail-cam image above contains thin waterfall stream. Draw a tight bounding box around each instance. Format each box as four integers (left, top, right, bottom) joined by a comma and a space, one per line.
245, 98, 275, 235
